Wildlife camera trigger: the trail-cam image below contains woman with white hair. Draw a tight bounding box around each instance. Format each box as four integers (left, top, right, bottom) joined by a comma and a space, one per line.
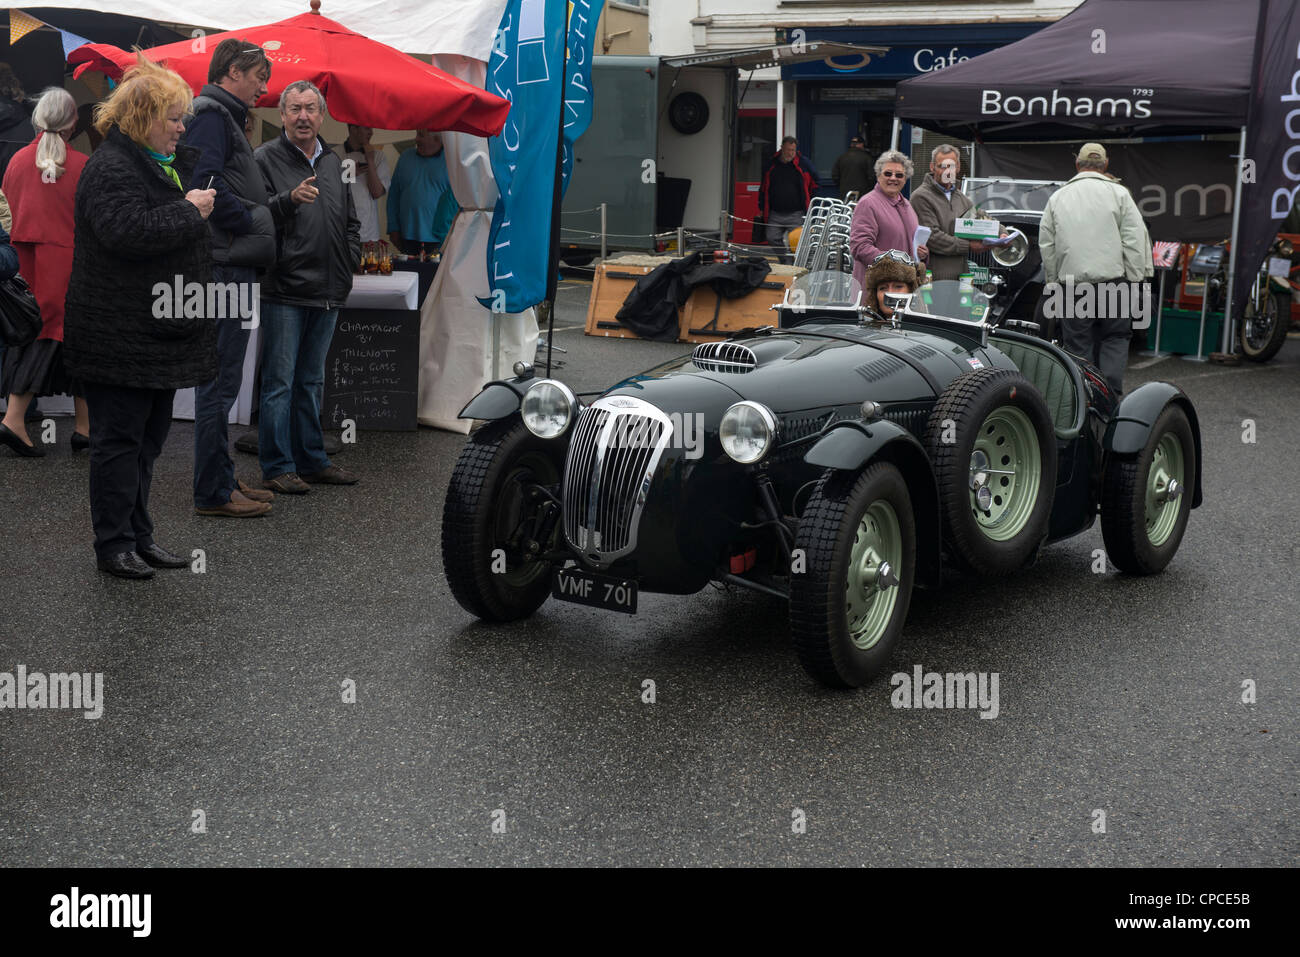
848, 148, 929, 292
0, 86, 89, 456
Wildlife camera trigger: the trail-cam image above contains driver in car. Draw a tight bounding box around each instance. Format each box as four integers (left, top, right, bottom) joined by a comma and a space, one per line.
862, 249, 927, 322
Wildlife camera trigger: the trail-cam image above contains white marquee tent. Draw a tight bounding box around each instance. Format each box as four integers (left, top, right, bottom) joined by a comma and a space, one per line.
17, 0, 508, 60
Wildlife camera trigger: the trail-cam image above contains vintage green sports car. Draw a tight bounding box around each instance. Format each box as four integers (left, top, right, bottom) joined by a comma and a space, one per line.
441, 277, 1202, 688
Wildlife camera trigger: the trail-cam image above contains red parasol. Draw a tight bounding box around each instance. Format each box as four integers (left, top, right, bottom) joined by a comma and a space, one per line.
67, 10, 509, 137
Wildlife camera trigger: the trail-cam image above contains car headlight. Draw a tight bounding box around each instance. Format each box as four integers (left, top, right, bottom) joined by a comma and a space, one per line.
991, 228, 1029, 268
520, 379, 575, 438
719, 401, 777, 464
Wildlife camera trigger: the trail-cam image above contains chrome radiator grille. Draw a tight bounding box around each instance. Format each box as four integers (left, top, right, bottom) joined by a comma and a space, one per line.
563, 396, 672, 567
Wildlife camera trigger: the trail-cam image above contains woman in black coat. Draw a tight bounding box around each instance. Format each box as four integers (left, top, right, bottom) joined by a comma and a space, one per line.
63, 56, 218, 580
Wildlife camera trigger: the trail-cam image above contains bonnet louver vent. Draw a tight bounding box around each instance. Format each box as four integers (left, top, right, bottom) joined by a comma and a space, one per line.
854, 356, 907, 383
692, 341, 758, 373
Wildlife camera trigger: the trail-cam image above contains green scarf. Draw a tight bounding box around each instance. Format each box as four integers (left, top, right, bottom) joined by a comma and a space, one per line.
147, 147, 182, 191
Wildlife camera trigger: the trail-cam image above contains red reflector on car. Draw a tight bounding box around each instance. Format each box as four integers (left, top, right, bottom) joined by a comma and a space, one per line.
729, 549, 757, 574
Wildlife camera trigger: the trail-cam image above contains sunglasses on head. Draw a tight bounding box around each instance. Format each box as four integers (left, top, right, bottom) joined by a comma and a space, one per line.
872, 250, 918, 267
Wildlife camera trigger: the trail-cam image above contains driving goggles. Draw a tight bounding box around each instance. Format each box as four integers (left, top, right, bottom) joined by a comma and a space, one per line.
871, 250, 919, 267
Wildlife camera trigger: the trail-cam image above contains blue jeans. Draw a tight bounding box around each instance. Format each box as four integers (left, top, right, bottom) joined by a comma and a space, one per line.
258, 300, 337, 479
193, 265, 254, 508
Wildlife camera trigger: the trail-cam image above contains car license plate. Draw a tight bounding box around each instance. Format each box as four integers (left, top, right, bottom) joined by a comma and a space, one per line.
552, 566, 637, 614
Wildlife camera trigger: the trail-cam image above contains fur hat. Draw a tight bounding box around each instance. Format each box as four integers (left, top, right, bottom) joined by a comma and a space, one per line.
864, 254, 926, 308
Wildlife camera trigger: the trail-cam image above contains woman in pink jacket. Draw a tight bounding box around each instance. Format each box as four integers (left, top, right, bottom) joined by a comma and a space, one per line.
1, 87, 88, 456
849, 149, 929, 291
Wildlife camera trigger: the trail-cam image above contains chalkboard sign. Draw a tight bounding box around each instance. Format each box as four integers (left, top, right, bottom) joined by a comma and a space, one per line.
322, 307, 419, 431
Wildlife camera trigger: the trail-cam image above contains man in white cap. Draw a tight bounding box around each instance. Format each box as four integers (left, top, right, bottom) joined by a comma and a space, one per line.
1039, 142, 1148, 394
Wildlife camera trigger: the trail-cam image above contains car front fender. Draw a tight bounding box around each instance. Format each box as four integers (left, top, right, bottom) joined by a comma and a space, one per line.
1104, 381, 1203, 508
804, 418, 918, 471
803, 418, 941, 588
458, 380, 532, 421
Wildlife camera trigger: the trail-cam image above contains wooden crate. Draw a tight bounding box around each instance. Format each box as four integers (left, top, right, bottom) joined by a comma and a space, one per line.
679, 275, 794, 343
584, 264, 665, 339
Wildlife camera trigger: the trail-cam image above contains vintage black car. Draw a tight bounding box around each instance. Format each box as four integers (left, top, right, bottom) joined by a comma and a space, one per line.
441, 278, 1203, 688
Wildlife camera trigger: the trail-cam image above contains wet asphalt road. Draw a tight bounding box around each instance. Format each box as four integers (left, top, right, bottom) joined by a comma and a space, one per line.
1, 280, 1296, 867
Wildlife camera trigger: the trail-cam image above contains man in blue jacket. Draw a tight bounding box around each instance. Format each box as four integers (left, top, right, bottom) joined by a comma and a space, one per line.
182, 39, 275, 517
387, 129, 453, 255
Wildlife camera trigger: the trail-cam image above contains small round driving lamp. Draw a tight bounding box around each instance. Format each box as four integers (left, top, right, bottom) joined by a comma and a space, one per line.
520, 379, 575, 439
991, 228, 1029, 268
720, 401, 777, 464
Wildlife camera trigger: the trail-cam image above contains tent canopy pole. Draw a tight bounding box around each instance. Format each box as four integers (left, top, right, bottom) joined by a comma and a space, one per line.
1221, 124, 1248, 354
776, 78, 784, 139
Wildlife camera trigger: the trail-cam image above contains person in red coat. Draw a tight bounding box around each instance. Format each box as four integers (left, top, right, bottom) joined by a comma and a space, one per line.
0, 87, 88, 456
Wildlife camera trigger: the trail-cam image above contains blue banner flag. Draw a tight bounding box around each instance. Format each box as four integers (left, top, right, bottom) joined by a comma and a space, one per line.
480, 0, 568, 314
561, 0, 606, 196
1232, 0, 1300, 327
59, 29, 92, 60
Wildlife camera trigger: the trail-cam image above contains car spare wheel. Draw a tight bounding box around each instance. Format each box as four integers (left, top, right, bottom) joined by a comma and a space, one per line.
790, 463, 917, 689
1100, 403, 1195, 575
441, 418, 564, 621
923, 368, 1057, 576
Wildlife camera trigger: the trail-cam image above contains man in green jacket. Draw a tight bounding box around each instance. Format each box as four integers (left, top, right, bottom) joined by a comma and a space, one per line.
911, 144, 985, 281
1039, 143, 1149, 394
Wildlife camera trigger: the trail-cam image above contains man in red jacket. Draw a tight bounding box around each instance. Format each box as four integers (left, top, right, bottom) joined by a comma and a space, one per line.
758, 136, 817, 251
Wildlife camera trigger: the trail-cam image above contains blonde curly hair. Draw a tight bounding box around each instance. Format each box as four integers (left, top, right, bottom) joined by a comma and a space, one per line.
93, 53, 193, 148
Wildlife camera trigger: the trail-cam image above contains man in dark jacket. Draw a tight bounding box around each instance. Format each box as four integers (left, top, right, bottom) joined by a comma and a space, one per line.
254, 80, 361, 493
183, 38, 275, 518
831, 135, 873, 200
757, 136, 817, 251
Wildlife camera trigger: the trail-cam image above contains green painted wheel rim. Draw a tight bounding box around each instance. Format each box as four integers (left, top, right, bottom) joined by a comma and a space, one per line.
969, 405, 1041, 542
1145, 432, 1185, 547
844, 500, 902, 650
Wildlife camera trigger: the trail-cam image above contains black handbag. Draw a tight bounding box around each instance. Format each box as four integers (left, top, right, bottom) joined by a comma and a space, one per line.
0, 275, 41, 347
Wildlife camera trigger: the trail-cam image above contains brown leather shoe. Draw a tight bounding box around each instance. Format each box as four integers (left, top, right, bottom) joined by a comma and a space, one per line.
237, 479, 274, 503
263, 472, 311, 494
230, 489, 273, 509
300, 464, 359, 485
196, 495, 272, 517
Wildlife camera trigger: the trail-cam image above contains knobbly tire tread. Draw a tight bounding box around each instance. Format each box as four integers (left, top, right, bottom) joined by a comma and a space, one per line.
789, 463, 916, 689
923, 368, 1057, 576
1100, 404, 1194, 575
441, 418, 557, 621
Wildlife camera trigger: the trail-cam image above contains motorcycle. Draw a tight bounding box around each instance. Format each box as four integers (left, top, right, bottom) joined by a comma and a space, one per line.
1236, 236, 1296, 363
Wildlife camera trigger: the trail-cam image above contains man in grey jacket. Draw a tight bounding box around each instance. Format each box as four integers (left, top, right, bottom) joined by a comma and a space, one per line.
1039, 143, 1149, 394
911, 144, 985, 281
